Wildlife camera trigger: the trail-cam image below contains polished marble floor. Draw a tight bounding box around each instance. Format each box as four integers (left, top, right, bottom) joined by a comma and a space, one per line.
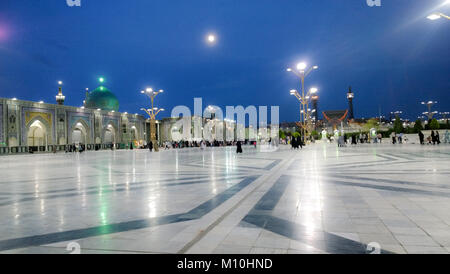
1, 143, 450, 254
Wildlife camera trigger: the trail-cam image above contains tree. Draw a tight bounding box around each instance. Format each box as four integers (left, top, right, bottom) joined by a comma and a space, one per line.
363, 118, 379, 132
413, 120, 423, 133
393, 117, 404, 134
429, 118, 440, 130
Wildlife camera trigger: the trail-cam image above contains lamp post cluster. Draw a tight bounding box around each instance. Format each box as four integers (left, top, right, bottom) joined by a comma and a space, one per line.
421, 100, 438, 120
390, 111, 403, 121
140, 88, 165, 151
287, 62, 319, 141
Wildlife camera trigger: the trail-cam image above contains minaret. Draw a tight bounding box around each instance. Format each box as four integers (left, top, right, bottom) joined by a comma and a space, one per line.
84, 88, 89, 107
311, 95, 319, 126
347, 86, 354, 120
55, 81, 66, 105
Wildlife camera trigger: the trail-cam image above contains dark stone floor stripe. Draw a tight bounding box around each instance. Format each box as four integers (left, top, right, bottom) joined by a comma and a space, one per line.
331, 180, 450, 198
332, 174, 450, 190
264, 159, 283, 170
240, 175, 395, 254
252, 175, 289, 211
0, 176, 248, 207
0, 214, 185, 251
180, 176, 259, 220
0, 175, 260, 251
242, 215, 392, 254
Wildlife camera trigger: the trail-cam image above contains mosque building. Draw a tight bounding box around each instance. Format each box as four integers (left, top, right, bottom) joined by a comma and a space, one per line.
0, 81, 147, 154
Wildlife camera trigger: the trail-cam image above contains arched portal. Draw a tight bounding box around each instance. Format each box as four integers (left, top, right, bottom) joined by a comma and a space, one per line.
103, 124, 116, 144
70, 122, 89, 144
131, 126, 138, 141
27, 120, 47, 146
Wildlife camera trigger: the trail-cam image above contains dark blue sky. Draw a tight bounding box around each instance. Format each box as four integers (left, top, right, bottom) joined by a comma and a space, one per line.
0, 0, 449, 122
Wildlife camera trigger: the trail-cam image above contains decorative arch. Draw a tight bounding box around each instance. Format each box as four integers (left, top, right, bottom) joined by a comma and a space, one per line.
102, 122, 117, 144
69, 118, 91, 144
24, 115, 53, 145
130, 125, 138, 141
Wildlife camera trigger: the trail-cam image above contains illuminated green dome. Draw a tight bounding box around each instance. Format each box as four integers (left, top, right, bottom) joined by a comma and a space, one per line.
85, 86, 119, 112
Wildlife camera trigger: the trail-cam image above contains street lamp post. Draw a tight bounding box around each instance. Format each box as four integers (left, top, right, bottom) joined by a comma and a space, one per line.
390, 111, 403, 121
421, 101, 438, 120
427, 12, 450, 20
287, 62, 319, 141
141, 88, 164, 152
427, 1, 450, 20
440, 112, 449, 125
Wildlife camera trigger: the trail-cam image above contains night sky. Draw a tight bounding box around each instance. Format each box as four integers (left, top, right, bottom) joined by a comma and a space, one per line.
0, 0, 449, 122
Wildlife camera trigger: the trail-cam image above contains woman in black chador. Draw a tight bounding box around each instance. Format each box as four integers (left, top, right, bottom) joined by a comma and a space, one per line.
297, 136, 303, 149
236, 141, 243, 154
351, 135, 357, 145
148, 141, 153, 152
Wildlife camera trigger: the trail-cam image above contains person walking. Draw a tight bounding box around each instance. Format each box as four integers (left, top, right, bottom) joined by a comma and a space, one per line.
236, 141, 243, 154
419, 130, 425, 145
148, 140, 153, 152
436, 131, 441, 145
431, 130, 436, 145
391, 132, 396, 144
351, 135, 357, 145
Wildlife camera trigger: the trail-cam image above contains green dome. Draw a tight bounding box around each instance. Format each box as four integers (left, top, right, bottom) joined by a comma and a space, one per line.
85, 86, 119, 112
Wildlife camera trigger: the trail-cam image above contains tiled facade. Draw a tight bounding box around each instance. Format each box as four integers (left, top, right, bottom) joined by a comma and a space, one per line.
0, 98, 147, 148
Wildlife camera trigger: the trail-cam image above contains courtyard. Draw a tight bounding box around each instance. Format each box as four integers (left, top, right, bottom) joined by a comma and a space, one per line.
0, 143, 450, 254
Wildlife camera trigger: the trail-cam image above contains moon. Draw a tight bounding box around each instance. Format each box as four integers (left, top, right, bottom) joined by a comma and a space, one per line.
207, 34, 216, 44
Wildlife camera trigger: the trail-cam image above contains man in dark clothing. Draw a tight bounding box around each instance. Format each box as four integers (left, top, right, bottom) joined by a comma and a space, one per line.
431, 131, 436, 145
297, 136, 303, 149
436, 131, 441, 144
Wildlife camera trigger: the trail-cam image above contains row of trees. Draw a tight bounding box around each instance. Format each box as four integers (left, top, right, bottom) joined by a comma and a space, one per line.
278, 118, 448, 141
395, 118, 444, 134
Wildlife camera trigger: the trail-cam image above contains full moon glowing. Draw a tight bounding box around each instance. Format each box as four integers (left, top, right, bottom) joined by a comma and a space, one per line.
207, 34, 216, 43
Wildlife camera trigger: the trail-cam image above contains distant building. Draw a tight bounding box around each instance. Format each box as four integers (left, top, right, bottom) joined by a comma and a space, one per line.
0, 84, 146, 154
322, 110, 348, 131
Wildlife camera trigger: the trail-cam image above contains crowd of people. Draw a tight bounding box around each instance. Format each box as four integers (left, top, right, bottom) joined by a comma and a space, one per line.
143, 139, 255, 154
418, 130, 448, 145
290, 136, 304, 149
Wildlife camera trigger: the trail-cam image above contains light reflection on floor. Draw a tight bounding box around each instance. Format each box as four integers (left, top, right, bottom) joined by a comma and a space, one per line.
0, 143, 449, 254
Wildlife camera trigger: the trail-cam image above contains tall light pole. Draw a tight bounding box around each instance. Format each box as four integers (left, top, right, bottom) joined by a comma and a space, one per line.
311, 95, 319, 128
290, 86, 318, 140
421, 100, 438, 120
427, 12, 450, 20
390, 111, 403, 121
141, 87, 164, 151
287, 62, 319, 140
440, 112, 449, 125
